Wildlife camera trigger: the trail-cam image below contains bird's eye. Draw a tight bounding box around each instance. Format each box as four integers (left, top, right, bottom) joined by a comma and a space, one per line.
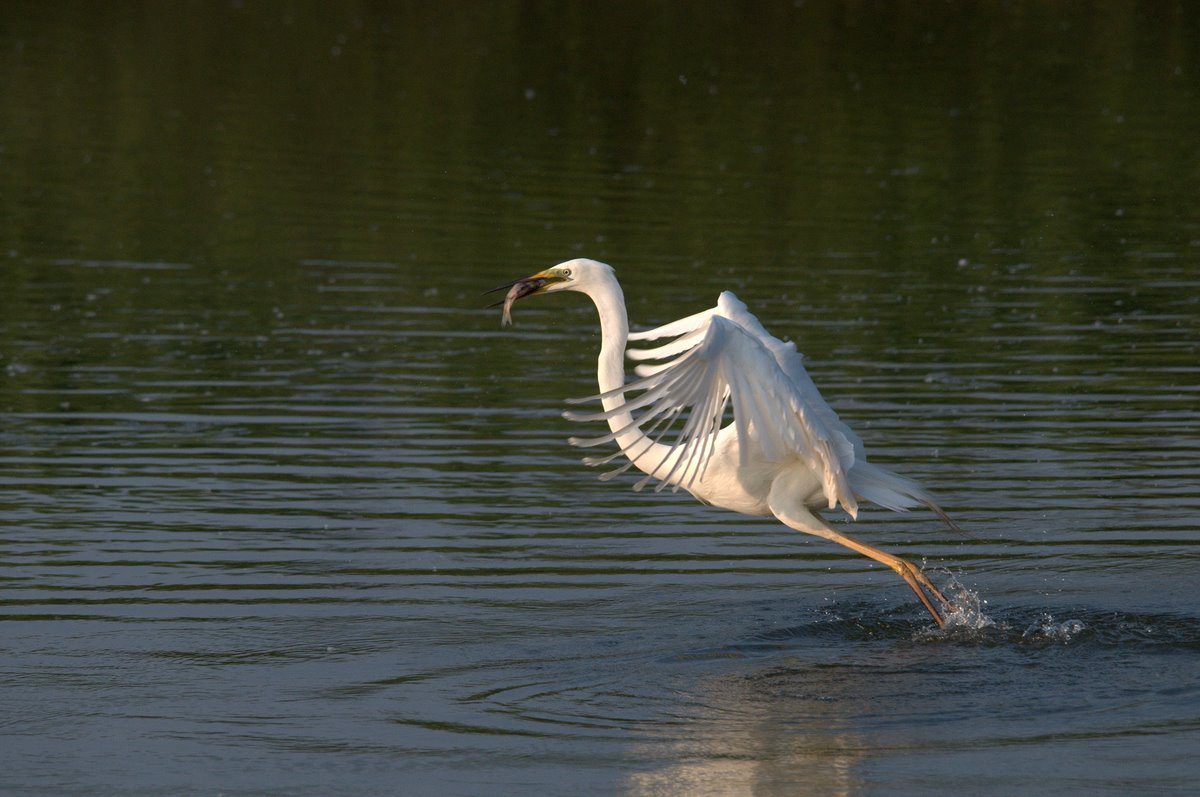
561, 268, 571, 277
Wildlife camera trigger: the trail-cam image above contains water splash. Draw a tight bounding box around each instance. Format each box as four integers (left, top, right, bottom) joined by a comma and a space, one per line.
1021, 614, 1088, 645
938, 571, 997, 632
911, 569, 1092, 646
910, 569, 997, 642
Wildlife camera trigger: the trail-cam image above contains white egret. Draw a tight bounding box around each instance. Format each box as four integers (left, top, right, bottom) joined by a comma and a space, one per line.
489, 259, 959, 626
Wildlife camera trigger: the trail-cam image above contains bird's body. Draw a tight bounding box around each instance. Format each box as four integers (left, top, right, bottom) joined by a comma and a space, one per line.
491, 258, 957, 626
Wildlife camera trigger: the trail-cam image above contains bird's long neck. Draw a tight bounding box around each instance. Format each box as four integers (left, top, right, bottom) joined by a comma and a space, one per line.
587, 277, 672, 476
591, 279, 629, 403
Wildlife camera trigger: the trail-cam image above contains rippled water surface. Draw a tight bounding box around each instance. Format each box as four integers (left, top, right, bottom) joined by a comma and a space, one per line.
3, 3, 1200, 795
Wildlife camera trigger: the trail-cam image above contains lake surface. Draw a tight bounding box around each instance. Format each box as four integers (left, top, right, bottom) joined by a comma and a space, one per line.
3, 3, 1199, 795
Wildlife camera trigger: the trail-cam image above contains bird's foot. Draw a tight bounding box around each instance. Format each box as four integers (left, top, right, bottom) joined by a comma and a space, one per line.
894, 559, 955, 628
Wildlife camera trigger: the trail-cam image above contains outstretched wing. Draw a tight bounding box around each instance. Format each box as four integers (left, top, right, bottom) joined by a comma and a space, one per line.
699, 292, 866, 466
564, 291, 860, 516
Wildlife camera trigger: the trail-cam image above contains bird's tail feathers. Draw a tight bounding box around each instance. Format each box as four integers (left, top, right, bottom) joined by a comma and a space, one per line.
921, 498, 967, 535
848, 461, 968, 536
847, 461, 927, 512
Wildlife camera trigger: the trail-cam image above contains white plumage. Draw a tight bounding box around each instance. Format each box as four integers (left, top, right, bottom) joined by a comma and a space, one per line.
490, 258, 958, 626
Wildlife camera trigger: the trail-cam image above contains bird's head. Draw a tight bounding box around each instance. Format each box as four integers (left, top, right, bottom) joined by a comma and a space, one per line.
486, 258, 614, 326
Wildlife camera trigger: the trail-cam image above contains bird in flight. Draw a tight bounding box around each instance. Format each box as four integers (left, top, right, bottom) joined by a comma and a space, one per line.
488, 259, 959, 626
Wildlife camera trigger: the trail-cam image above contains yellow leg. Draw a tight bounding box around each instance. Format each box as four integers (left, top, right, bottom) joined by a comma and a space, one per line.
769, 484, 954, 626
808, 525, 950, 627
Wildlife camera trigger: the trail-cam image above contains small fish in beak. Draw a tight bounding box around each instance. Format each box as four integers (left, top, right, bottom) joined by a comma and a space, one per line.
485, 277, 547, 326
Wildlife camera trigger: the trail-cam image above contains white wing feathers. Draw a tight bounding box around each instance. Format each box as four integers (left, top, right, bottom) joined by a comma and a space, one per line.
564, 291, 861, 516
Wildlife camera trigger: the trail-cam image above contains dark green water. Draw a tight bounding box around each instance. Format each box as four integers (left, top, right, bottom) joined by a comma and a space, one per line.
3, 3, 1199, 795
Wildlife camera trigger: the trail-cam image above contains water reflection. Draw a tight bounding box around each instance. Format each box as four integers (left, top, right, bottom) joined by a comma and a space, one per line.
626, 663, 866, 797
4, 3, 1199, 280
627, 602, 1200, 796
